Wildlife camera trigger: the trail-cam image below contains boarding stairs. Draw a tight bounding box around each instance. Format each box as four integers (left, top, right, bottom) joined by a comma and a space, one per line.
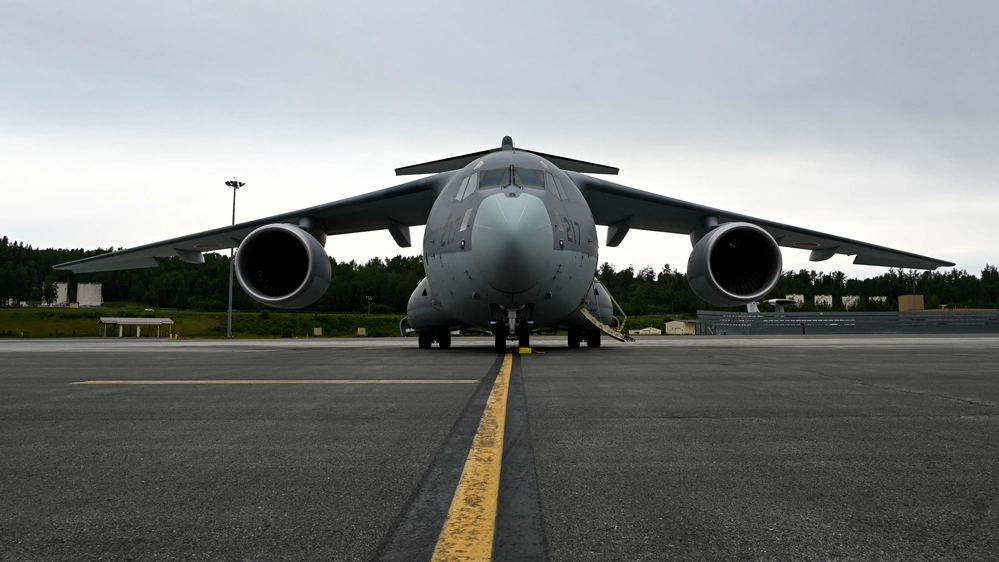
579, 289, 635, 342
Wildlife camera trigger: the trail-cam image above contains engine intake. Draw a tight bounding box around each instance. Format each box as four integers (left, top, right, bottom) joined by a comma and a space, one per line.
234, 223, 331, 309
687, 222, 782, 307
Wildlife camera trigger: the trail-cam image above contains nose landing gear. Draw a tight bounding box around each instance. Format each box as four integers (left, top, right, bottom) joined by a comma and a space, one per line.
493, 305, 534, 352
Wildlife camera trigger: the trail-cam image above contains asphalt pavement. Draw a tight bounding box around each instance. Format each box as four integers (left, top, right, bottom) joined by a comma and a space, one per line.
1, 335, 997, 561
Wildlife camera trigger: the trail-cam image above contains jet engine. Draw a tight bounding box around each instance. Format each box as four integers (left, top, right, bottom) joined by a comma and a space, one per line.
234, 223, 331, 308
686, 222, 782, 307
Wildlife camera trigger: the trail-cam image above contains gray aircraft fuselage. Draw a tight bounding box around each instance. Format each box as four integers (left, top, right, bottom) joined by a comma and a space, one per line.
407, 147, 603, 338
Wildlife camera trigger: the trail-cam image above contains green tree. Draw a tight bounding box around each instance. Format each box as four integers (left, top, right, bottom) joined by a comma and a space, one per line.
41, 275, 58, 305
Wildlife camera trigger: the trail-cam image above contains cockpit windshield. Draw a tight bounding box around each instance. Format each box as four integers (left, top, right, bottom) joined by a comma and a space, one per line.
514, 168, 545, 188
479, 168, 510, 189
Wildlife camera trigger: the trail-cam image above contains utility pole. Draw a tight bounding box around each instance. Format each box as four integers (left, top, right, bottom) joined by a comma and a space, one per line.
366, 295, 373, 315
225, 179, 245, 338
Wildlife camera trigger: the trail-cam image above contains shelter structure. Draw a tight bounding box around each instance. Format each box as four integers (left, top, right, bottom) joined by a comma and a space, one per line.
786, 294, 805, 306
77, 283, 103, 307
40, 282, 70, 306
899, 295, 925, 312
629, 326, 663, 336
98, 317, 174, 337
665, 320, 696, 335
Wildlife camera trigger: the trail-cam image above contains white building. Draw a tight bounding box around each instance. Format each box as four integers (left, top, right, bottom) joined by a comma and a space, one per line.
814, 294, 833, 307
77, 283, 103, 307
664, 321, 696, 335
786, 294, 805, 306
41, 282, 70, 306
870, 296, 887, 304
842, 295, 860, 309
629, 326, 663, 336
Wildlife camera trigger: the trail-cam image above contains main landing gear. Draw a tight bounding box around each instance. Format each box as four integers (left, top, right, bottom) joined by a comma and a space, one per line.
418, 329, 451, 349
567, 327, 601, 348
493, 323, 508, 353
517, 321, 531, 349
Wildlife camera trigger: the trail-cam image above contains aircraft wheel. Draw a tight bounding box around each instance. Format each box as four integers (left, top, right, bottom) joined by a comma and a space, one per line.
567, 328, 581, 349
418, 331, 432, 349
438, 330, 452, 349
586, 330, 601, 348
517, 321, 530, 349
494, 325, 507, 353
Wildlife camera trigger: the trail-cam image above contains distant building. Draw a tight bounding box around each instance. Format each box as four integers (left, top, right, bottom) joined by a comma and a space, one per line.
630, 326, 663, 336
786, 294, 805, 306
664, 321, 696, 335
815, 294, 833, 307
77, 283, 103, 307
41, 282, 70, 306
842, 295, 860, 309
870, 296, 887, 304
899, 294, 925, 312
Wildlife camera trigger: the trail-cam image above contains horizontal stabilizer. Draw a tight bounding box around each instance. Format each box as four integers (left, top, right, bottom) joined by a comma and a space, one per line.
395, 149, 493, 176
396, 139, 618, 176
527, 151, 619, 175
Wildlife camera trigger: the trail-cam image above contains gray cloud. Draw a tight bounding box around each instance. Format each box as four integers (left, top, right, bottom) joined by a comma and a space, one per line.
1, 1, 996, 274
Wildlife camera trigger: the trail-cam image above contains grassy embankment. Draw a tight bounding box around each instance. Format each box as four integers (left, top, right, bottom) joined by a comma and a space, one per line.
0, 305, 689, 339
0, 306, 404, 338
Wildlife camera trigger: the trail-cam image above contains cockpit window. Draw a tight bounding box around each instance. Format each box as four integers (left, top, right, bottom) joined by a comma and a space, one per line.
479, 168, 510, 189
545, 172, 569, 200
544, 172, 559, 198
454, 176, 470, 201
553, 176, 568, 200
455, 172, 479, 200
514, 168, 545, 188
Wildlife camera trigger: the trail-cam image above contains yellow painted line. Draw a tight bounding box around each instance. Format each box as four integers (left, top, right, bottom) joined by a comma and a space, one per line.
71, 379, 478, 385
432, 352, 512, 561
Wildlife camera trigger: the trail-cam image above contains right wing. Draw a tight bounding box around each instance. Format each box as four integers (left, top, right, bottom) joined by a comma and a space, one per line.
569, 172, 954, 270
54, 173, 452, 274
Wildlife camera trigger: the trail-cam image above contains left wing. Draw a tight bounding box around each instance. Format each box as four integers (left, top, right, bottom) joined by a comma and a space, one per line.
54, 173, 452, 273
569, 173, 954, 270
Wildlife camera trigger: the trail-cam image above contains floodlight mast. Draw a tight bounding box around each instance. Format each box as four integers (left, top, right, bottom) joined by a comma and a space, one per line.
225, 179, 244, 338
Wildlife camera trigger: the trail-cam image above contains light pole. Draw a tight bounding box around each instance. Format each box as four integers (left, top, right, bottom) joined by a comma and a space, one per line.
225, 179, 245, 338
366, 295, 373, 315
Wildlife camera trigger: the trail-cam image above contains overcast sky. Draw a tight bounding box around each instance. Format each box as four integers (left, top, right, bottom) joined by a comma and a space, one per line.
2, 1, 996, 279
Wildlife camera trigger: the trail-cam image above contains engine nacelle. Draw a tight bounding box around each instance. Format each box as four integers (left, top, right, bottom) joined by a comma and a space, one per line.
687, 222, 782, 307
234, 223, 331, 309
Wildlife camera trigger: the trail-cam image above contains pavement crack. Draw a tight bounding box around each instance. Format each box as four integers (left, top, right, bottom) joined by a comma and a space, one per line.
801, 368, 998, 409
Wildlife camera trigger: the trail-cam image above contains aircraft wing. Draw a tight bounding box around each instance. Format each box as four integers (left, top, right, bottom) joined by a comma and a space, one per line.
568, 172, 954, 270
54, 173, 452, 274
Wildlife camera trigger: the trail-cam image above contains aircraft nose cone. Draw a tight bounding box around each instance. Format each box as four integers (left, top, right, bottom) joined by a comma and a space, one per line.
472, 192, 553, 294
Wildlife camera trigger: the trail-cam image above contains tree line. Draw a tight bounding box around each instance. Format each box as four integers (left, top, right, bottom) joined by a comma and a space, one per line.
2, 236, 997, 314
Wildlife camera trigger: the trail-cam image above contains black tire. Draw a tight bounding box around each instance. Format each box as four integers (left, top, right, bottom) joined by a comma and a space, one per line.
438, 330, 451, 349
567, 327, 581, 349
586, 330, 601, 348
517, 321, 530, 349
418, 331, 432, 349
494, 324, 507, 353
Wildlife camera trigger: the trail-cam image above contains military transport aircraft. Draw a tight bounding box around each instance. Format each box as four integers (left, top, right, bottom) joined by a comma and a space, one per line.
55, 136, 953, 351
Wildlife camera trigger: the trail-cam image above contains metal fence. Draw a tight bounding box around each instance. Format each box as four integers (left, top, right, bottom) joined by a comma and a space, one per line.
695, 310, 999, 335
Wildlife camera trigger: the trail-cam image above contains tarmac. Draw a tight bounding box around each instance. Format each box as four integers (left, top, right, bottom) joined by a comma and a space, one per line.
1, 334, 997, 561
